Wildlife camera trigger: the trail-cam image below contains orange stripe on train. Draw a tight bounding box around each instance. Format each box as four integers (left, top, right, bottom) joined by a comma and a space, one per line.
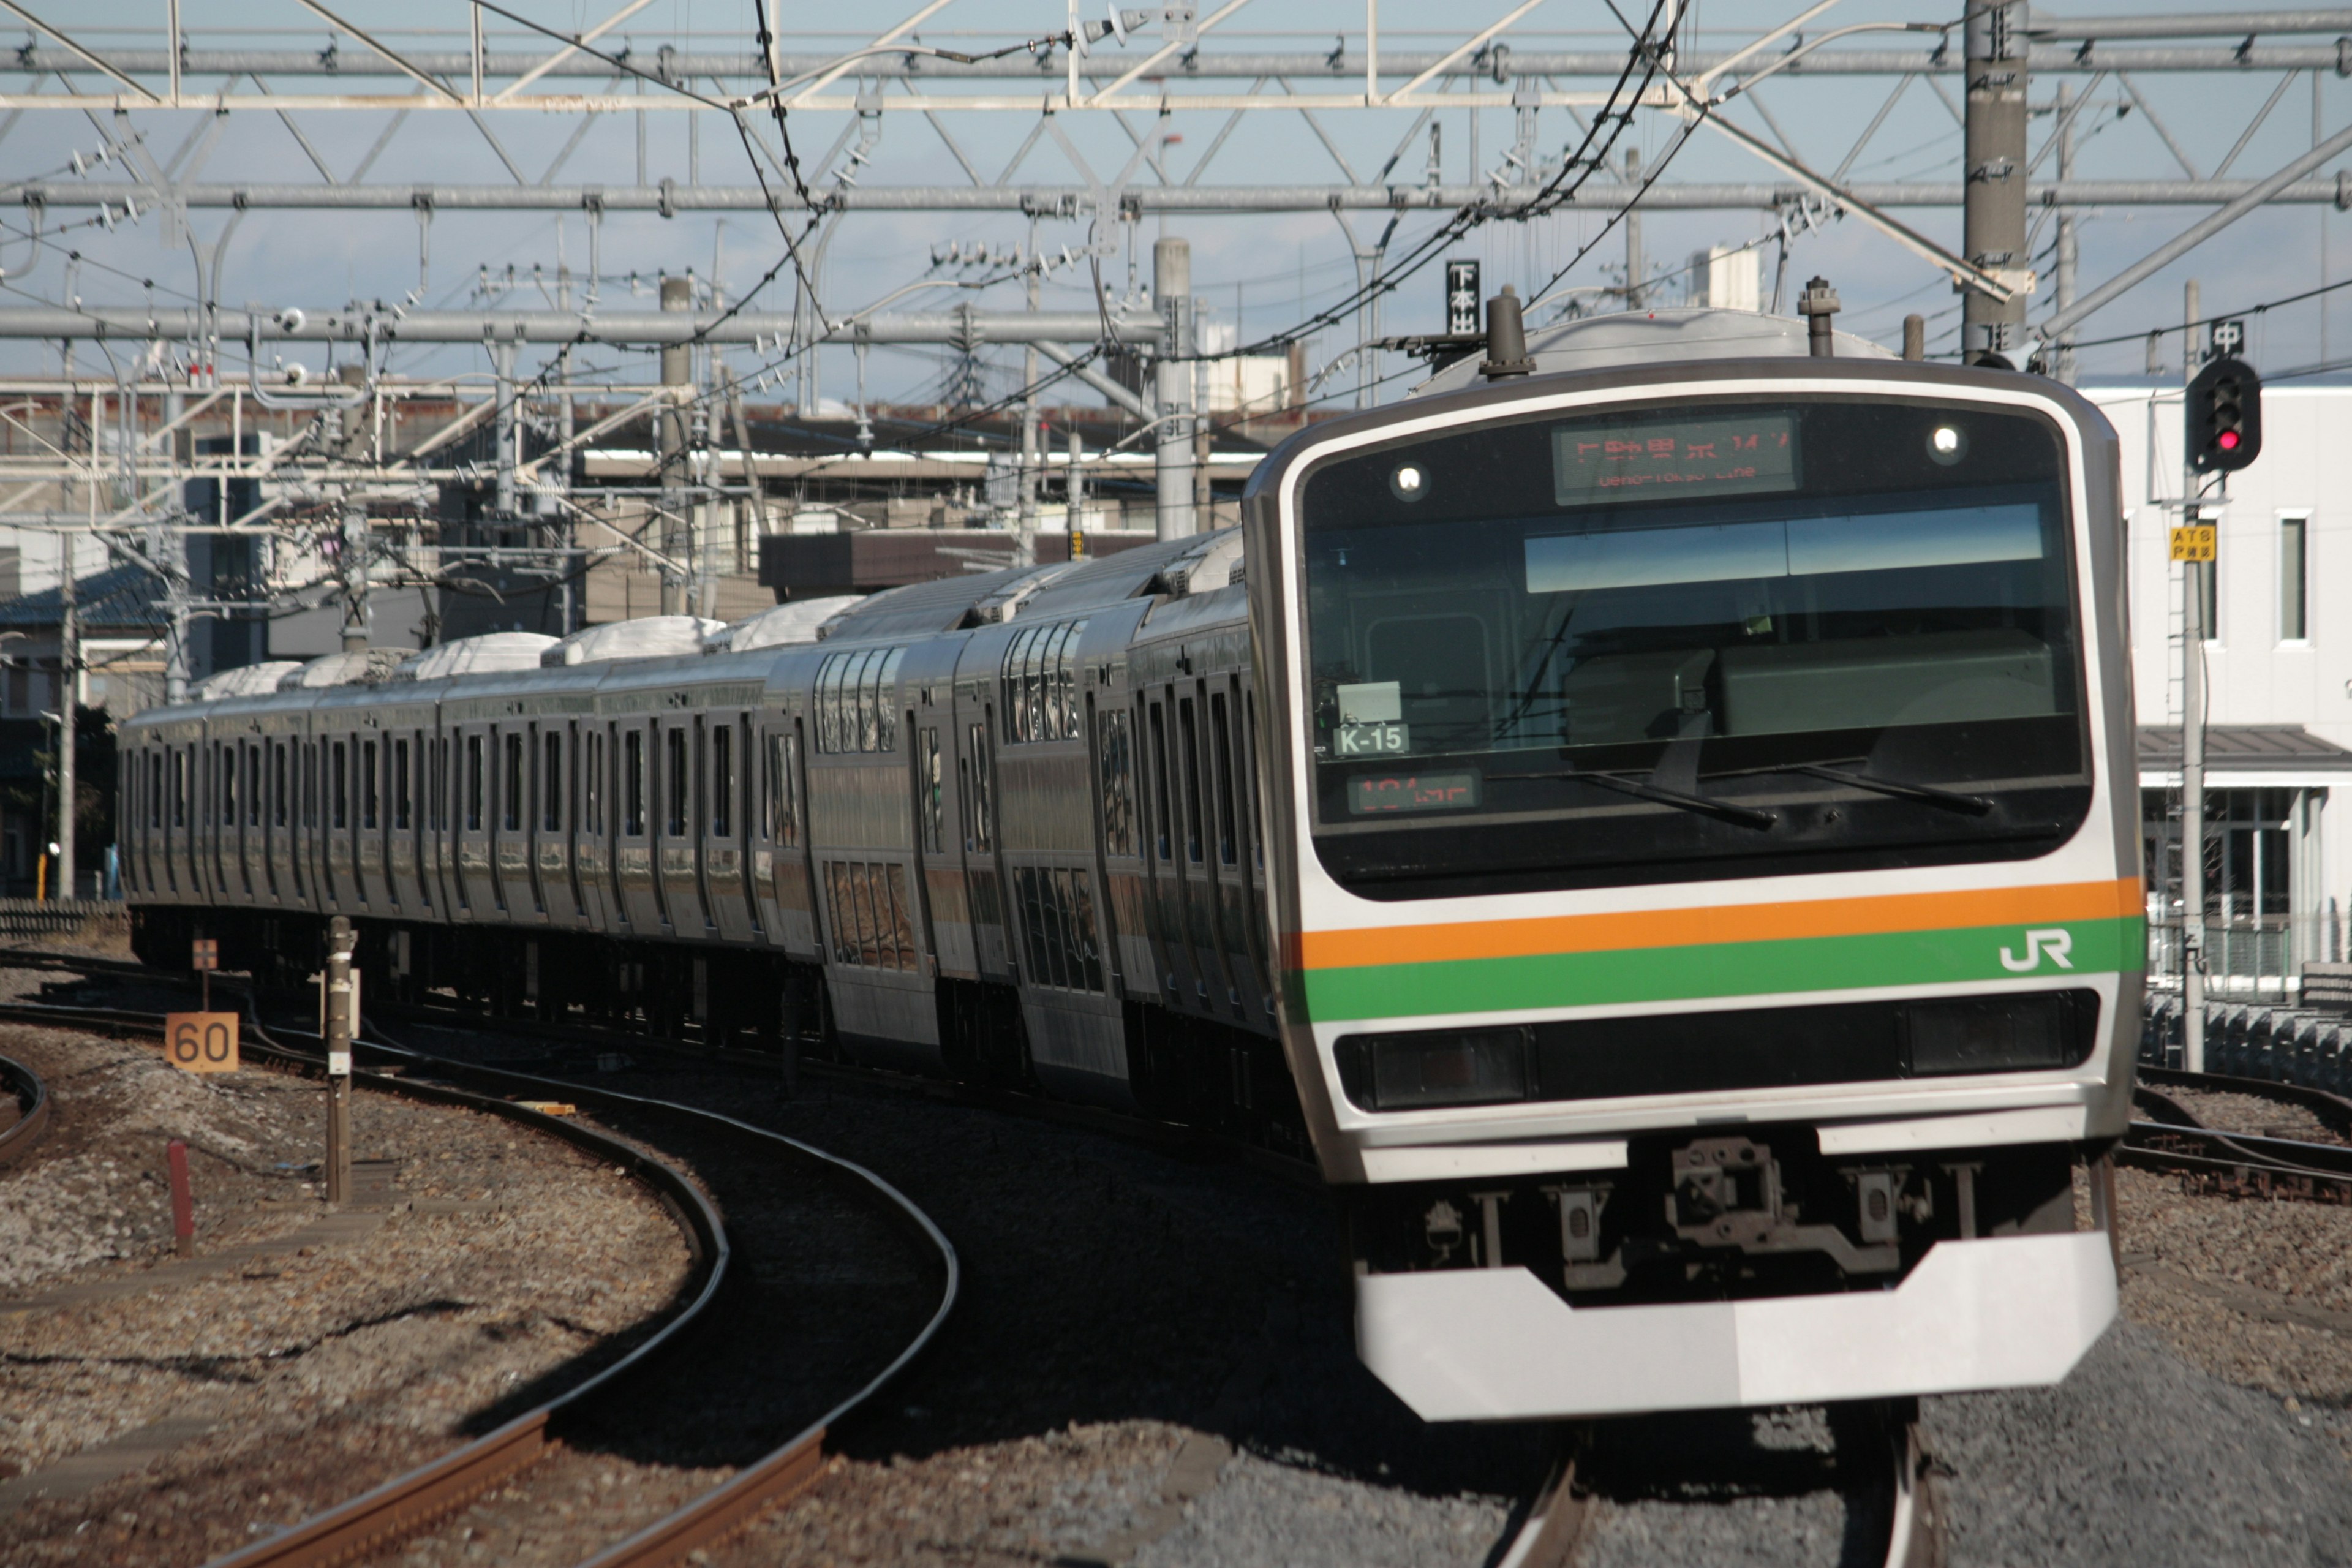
1293, 876, 2143, 972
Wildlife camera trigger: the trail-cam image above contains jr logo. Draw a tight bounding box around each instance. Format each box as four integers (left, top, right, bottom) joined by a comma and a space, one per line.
1999, 928, 2075, 973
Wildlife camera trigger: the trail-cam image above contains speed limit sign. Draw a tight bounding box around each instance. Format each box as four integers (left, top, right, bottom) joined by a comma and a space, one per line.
163, 1012, 239, 1074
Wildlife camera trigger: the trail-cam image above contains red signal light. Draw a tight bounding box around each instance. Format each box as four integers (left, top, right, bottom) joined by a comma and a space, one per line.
2218, 431, 2240, 450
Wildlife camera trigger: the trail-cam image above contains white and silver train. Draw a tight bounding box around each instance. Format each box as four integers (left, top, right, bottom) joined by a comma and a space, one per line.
121, 308, 2139, 1420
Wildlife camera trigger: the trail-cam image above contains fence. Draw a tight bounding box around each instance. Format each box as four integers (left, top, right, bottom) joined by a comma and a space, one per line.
2145, 913, 2346, 1005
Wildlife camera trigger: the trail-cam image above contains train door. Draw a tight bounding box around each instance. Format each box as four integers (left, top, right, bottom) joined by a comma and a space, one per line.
237, 739, 259, 898
764, 718, 819, 954
1207, 685, 1264, 1020
1091, 697, 1154, 1001
562, 721, 587, 921
959, 710, 1012, 978
579, 723, 616, 929
702, 712, 756, 943
358, 733, 384, 908
391, 732, 418, 909
326, 733, 355, 908
616, 720, 665, 932
456, 725, 488, 918
1144, 693, 1205, 1011
519, 722, 545, 916
688, 716, 718, 933
911, 715, 969, 974
497, 726, 525, 915
1240, 685, 1273, 1021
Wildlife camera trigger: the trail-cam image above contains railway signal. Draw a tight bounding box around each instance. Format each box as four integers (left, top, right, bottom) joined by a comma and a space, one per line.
2185, 352, 2262, 473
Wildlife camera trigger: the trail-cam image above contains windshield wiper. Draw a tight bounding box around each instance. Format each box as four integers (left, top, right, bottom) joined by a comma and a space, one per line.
1709, 761, 1993, 816
1489, 769, 1778, 831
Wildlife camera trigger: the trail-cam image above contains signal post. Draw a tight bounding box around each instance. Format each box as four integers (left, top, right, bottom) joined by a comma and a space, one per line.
2174, 301, 2263, 1071
323, 918, 356, 1207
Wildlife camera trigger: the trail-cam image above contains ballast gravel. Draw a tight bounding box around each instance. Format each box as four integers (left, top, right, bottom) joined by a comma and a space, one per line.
0, 1009, 693, 1568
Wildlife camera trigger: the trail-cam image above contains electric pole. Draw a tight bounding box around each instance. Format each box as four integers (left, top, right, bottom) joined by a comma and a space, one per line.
2181, 278, 2207, 1071
1155, 236, 1197, 540
1961, 0, 2029, 366
55, 531, 76, 901
659, 274, 692, 615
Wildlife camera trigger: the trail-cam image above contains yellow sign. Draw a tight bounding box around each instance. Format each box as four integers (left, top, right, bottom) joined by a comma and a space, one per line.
190, 938, 218, 971
2170, 524, 2217, 562
164, 1012, 240, 1074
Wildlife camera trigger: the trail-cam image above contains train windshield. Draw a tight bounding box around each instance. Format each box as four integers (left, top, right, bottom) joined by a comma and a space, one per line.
1298, 396, 2094, 897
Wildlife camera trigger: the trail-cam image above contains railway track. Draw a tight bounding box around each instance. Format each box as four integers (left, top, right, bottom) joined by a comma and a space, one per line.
0, 985, 957, 1568
0, 1047, 51, 1166
7, 950, 1981, 1568
2123, 1066, 2352, 1200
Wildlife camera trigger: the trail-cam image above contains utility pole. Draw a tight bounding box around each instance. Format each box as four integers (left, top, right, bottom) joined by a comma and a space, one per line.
658, 274, 692, 616
1961, 0, 2029, 366
54, 532, 76, 901
492, 339, 518, 519
1624, 146, 1645, 308
2181, 277, 2207, 1071
1155, 236, 1197, 540
1019, 252, 1042, 560
340, 503, 370, 652
323, 915, 355, 1205
2053, 81, 2079, 385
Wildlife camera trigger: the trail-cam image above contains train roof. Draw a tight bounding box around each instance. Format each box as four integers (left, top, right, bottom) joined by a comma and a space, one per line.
1412, 306, 1896, 398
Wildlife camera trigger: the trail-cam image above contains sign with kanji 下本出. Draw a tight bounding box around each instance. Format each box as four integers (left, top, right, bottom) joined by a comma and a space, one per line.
1445, 260, 1481, 336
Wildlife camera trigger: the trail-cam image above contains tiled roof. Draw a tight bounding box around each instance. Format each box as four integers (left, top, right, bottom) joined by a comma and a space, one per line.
2137, 725, 2352, 772
0, 565, 167, 635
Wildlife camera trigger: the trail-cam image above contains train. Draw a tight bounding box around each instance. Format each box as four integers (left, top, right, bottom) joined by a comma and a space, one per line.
118, 303, 2138, 1420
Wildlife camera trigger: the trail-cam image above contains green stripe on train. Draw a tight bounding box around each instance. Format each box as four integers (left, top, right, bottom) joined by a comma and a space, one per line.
1297, 916, 2146, 1023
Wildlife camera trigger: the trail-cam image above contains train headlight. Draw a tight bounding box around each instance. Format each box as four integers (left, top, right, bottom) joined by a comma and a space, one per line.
1389, 462, 1430, 502
1338, 1026, 1531, 1110
1926, 424, 1967, 466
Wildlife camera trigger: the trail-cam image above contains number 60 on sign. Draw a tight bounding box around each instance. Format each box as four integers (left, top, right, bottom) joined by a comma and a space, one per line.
164, 1012, 239, 1074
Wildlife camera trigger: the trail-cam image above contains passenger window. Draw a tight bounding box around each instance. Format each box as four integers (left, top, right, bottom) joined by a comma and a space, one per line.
666, 727, 688, 837
1148, 703, 1172, 863
247, 745, 262, 827
503, 731, 524, 832
331, 741, 348, 831
466, 734, 484, 831
1098, 709, 1135, 858
544, 729, 562, 831
363, 739, 380, 830
1245, 692, 1265, 872
273, 745, 288, 829
581, 733, 597, 832
1178, 699, 1204, 864
1210, 693, 1238, 867
919, 728, 943, 854
968, 723, 995, 851
713, 723, 733, 838
625, 729, 646, 835
395, 739, 412, 830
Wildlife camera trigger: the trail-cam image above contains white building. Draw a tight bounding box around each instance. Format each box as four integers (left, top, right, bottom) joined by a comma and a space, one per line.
2089, 380, 2352, 992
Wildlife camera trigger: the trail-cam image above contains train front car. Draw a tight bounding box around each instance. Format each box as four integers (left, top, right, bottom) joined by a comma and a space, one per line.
1243, 358, 2139, 1421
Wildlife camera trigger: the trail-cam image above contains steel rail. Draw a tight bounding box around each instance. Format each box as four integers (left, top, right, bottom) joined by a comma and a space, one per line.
0, 956, 965, 1568
342, 1009, 962, 1568
0, 1049, 53, 1167
2139, 1064, 2352, 1140
0, 988, 737, 1568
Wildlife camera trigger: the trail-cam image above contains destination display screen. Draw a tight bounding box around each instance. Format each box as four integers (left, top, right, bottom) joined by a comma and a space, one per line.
1347, 771, 1482, 816
1552, 412, 1800, 505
